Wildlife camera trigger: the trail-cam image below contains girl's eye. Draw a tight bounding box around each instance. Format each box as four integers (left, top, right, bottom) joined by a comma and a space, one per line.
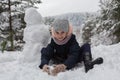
61, 32, 65, 34
56, 32, 59, 34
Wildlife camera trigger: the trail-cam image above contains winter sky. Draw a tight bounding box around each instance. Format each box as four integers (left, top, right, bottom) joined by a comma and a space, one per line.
37, 0, 100, 17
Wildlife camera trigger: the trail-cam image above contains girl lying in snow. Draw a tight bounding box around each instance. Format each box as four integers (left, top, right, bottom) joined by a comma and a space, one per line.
39, 19, 103, 76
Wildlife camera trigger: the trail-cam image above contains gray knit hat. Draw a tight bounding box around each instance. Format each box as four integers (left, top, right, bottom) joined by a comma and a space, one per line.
51, 19, 69, 32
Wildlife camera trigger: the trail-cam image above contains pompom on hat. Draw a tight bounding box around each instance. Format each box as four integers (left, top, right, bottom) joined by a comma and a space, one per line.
51, 19, 69, 32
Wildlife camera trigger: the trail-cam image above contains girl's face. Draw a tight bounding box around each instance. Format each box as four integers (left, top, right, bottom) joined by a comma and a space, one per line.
54, 30, 67, 41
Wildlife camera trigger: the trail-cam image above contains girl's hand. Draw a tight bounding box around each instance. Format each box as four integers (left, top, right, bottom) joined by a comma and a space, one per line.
42, 65, 50, 74
51, 64, 67, 76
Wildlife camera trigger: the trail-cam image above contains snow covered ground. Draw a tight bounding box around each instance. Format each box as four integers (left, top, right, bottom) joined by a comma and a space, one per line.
0, 43, 120, 80
0, 8, 120, 80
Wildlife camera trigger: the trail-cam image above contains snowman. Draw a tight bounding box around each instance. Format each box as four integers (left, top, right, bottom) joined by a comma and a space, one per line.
22, 8, 50, 63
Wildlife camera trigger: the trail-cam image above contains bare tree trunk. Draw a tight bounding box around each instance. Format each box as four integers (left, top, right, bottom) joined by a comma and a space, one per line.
8, 0, 14, 51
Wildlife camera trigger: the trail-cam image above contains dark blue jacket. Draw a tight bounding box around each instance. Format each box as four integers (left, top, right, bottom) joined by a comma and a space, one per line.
39, 34, 80, 69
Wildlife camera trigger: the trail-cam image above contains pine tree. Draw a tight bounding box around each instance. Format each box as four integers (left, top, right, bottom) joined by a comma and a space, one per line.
99, 0, 120, 44
82, 0, 120, 45
0, 0, 41, 52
